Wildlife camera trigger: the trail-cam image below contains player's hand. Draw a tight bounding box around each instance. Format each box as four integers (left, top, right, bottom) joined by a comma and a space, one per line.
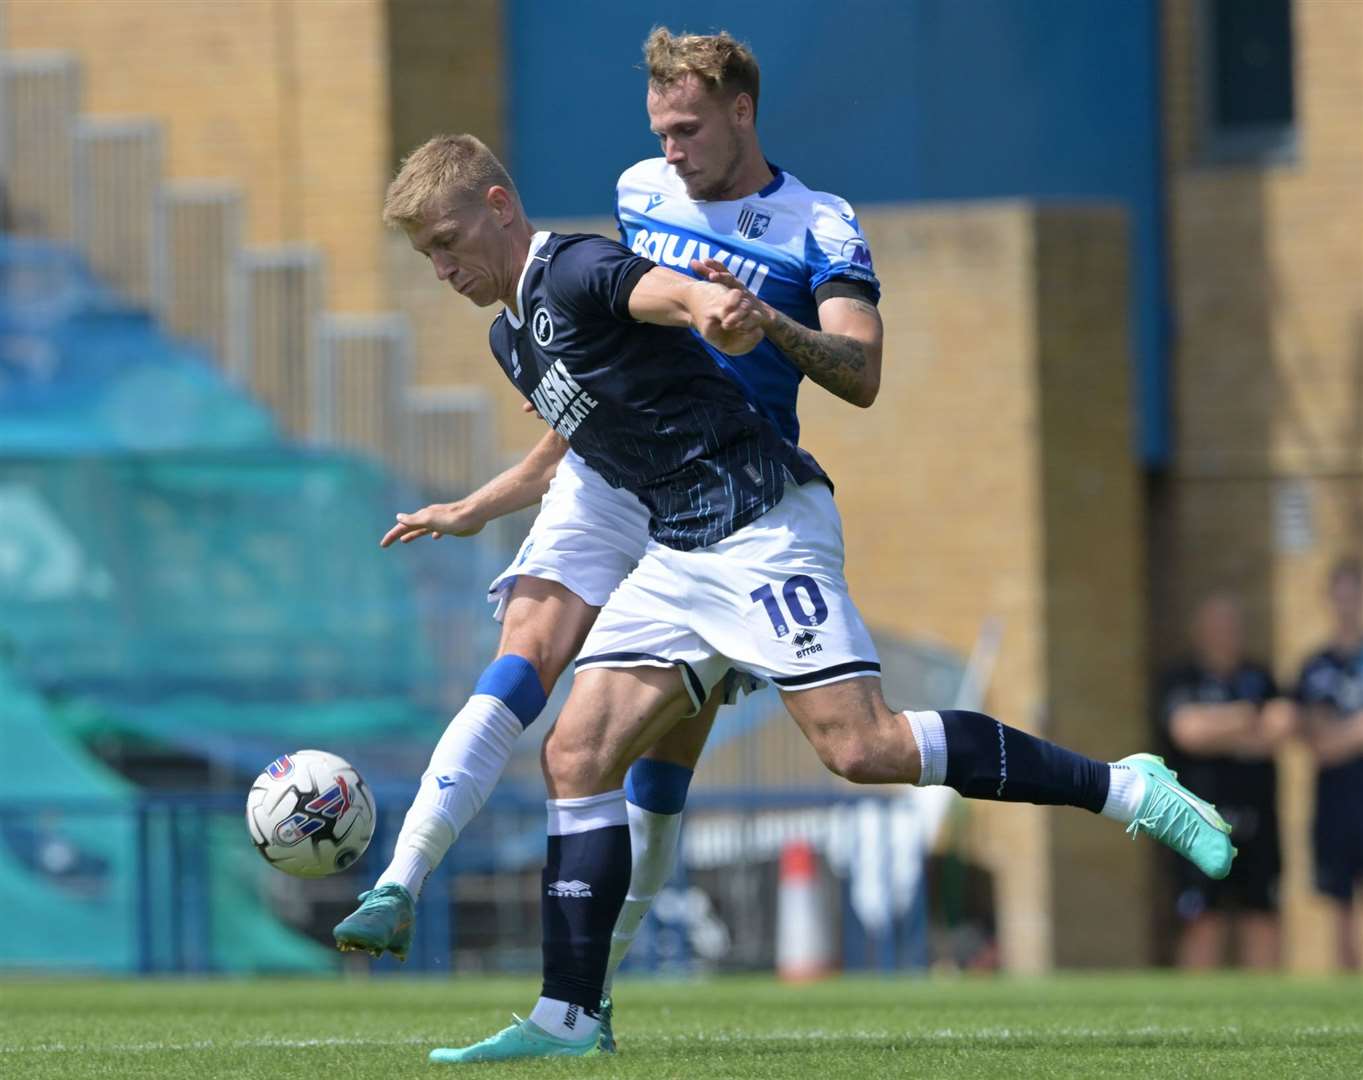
379, 500, 486, 547
688, 259, 766, 355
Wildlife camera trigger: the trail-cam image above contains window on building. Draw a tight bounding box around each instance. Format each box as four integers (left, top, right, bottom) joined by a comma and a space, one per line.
1200, 0, 1297, 164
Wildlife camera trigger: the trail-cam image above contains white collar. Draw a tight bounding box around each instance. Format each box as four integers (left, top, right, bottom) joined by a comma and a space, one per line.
504, 230, 551, 328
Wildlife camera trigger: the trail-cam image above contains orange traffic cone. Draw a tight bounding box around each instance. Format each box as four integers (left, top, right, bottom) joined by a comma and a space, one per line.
776, 839, 834, 981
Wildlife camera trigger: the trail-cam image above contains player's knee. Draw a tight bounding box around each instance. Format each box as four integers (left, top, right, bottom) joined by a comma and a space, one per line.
498, 640, 561, 688
840, 751, 884, 785
499, 595, 592, 688
542, 724, 609, 789
812, 738, 874, 783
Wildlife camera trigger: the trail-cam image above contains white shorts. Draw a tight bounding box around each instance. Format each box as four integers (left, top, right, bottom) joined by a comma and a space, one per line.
575, 480, 881, 712
488, 449, 650, 621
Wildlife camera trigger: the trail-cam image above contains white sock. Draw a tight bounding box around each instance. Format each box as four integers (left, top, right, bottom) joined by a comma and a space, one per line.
528, 996, 600, 1041
905, 710, 948, 786
1100, 763, 1146, 824
603, 803, 684, 990
375, 694, 523, 899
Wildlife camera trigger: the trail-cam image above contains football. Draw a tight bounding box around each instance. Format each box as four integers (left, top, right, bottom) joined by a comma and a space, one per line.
245, 749, 376, 877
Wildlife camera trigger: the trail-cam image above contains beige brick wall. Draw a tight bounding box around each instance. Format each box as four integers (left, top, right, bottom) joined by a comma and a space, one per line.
386, 0, 504, 172
6, 0, 390, 312
1162, 0, 1363, 970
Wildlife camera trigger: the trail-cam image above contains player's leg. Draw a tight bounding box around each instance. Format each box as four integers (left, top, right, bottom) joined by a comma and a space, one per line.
431, 545, 727, 1063
779, 677, 1234, 878
430, 665, 698, 1064
337, 455, 650, 959
1176, 912, 1228, 969
1228, 808, 1281, 970
1333, 899, 1359, 970
602, 688, 721, 1003
693, 481, 1234, 878
1312, 820, 1359, 969
334, 577, 596, 959
385, 575, 600, 887
1236, 912, 1280, 970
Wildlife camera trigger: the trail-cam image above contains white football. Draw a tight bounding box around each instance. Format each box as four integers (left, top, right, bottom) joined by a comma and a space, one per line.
245, 749, 375, 878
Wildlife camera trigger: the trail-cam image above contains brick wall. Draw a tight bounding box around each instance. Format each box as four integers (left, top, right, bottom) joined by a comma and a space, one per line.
6, 0, 390, 312
1162, 0, 1363, 970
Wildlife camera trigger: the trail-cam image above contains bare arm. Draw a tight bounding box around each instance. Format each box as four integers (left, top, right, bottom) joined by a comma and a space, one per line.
766, 294, 883, 408
689, 258, 883, 408
380, 428, 568, 546
1303, 704, 1363, 766
626, 265, 764, 355
1169, 699, 1296, 759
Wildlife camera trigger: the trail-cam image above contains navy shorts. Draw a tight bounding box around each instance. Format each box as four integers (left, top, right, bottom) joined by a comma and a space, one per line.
1313, 808, 1363, 903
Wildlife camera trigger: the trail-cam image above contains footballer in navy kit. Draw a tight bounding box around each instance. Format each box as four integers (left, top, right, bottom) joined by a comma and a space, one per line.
1296, 557, 1363, 969
488, 229, 826, 552
339, 29, 888, 1011
353, 131, 1235, 1066
1158, 594, 1294, 970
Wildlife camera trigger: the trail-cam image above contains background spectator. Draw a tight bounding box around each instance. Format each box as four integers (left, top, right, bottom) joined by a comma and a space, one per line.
1159, 593, 1294, 969
1296, 556, 1363, 970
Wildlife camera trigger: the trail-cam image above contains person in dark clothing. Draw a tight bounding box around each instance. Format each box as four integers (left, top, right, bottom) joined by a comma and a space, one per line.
1160, 592, 1296, 969
1296, 556, 1363, 970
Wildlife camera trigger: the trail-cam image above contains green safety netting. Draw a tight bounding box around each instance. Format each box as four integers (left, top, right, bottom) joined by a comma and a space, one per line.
0, 664, 333, 972
0, 236, 487, 971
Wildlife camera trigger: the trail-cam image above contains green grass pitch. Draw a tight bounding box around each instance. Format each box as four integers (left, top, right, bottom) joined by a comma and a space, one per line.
2, 974, 1361, 1079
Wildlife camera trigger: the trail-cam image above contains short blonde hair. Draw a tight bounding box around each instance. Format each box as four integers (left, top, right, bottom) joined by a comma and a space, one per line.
383, 134, 517, 229
643, 27, 761, 117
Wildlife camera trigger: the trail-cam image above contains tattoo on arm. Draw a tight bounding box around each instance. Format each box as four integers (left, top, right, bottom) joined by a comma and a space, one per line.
763, 301, 880, 406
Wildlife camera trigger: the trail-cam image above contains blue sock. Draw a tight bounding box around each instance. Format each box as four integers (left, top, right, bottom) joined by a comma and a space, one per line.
938, 709, 1109, 813
625, 758, 693, 814
540, 791, 631, 1014
474, 654, 548, 728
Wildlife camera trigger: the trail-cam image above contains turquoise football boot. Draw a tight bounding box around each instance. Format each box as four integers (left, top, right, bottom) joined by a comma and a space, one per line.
429, 1016, 599, 1064
332, 882, 414, 960
597, 995, 616, 1053
1121, 754, 1236, 879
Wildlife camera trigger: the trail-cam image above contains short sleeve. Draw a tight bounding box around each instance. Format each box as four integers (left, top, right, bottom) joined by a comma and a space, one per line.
804, 196, 881, 303
547, 235, 654, 322
1297, 656, 1335, 705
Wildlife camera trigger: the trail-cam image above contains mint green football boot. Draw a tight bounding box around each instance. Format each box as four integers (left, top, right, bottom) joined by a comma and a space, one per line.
1120, 753, 1236, 879
428, 1017, 599, 1064
597, 995, 616, 1053
332, 882, 414, 960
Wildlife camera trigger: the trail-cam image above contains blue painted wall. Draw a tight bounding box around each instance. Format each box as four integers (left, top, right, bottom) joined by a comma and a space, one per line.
507, 0, 1168, 464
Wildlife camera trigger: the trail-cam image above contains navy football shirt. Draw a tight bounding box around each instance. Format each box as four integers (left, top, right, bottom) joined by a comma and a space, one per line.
1297, 647, 1363, 816
1157, 661, 1278, 814
488, 231, 827, 551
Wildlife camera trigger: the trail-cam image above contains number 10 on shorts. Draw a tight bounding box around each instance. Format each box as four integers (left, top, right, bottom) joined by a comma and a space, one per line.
749, 575, 829, 638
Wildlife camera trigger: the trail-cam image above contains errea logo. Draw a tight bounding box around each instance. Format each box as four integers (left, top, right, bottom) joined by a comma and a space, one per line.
547, 879, 592, 897
792, 630, 823, 659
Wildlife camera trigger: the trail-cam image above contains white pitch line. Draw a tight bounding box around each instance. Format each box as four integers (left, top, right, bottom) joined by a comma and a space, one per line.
4, 1023, 1361, 1055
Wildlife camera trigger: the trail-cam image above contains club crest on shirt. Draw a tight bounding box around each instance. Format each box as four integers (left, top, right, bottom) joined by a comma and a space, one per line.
737, 204, 772, 240
532, 306, 554, 346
